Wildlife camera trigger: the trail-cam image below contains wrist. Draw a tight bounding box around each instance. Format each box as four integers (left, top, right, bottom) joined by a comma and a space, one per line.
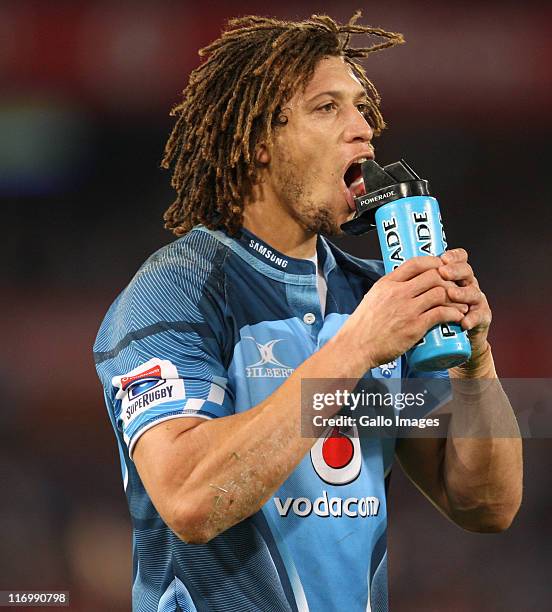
328, 326, 377, 377
450, 341, 496, 379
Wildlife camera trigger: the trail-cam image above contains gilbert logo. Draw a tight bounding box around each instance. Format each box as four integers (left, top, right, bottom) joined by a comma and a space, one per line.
243, 337, 294, 378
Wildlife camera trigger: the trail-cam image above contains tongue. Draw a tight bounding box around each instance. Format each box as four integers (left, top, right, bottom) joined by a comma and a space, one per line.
348, 175, 366, 199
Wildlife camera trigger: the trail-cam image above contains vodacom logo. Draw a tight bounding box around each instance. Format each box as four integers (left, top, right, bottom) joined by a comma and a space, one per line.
310, 425, 362, 485
273, 426, 380, 518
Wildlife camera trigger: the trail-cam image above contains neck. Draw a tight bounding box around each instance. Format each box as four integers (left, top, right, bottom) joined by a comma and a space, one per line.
242, 187, 317, 260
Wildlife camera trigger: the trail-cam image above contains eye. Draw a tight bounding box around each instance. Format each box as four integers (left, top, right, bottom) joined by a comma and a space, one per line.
318, 102, 337, 113
357, 103, 370, 117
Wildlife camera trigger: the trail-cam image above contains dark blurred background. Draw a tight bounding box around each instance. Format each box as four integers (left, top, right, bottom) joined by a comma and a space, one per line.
1, 0, 551, 610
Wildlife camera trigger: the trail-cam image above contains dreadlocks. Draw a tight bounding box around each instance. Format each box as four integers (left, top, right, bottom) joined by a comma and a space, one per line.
161, 11, 404, 236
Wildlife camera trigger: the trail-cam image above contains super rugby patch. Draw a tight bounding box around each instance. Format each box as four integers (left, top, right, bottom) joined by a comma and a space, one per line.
112, 358, 185, 427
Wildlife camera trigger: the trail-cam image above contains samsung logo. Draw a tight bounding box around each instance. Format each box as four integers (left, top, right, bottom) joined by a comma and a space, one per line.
249, 240, 288, 268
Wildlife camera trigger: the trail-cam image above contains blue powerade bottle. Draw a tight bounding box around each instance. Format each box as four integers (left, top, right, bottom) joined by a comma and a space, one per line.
341, 159, 471, 371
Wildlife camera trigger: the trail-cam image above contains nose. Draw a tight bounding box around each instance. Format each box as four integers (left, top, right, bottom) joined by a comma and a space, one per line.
343, 105, 374, 144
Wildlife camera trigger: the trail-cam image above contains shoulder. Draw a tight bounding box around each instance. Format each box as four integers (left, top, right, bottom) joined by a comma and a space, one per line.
127, 227, 227, 302
136, 227, 227, 288
93, 228, 228, 355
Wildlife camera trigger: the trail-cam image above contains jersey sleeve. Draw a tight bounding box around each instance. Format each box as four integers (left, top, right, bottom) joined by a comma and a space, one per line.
93, 240, 234, 458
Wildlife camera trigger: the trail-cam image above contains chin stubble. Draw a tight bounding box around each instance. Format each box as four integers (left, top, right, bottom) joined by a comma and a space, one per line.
274, 159, 342, 237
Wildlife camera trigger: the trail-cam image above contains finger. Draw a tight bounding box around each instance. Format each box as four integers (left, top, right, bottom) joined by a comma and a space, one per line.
407, 268, 462, 297
449, 301, 470, 314
440, 248, 468, 265
460, 314, 476, 331
387, 256, 442, 282
438, 262, 475, 283
421, 305, 465, 330
414, 287, 469, 314
460, 309, 491, 332
406, 268, 443, 296
446, 285, 482, 305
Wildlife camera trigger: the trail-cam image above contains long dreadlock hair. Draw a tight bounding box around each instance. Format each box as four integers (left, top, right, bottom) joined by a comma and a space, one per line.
161, 11, 404, 236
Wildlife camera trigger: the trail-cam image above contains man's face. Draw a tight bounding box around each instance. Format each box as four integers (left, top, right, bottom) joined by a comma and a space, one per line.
264, 55, 375, 236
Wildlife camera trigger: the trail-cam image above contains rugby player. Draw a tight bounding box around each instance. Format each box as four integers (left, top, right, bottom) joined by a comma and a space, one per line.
94, 13, 522, 611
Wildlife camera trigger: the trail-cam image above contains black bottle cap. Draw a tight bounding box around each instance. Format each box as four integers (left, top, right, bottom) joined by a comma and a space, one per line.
360, 160, 396, 191
340, 159, 431, 236
383, 159, 420, 182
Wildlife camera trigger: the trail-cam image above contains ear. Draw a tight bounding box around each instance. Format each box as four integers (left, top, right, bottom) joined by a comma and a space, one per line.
255, 143, 270, 165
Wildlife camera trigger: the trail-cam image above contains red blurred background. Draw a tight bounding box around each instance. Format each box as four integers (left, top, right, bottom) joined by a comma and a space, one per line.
2, 1, 551, 610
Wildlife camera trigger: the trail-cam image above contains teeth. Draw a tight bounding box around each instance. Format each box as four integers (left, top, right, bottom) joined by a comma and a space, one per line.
356, 157, 368, 163
348, 175, 366, 197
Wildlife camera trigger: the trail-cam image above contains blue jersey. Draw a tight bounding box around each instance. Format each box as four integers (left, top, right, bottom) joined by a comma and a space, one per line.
93, 226, 447, 612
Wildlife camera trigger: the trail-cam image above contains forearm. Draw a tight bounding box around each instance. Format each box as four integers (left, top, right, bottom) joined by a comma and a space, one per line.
443, 345, 523, 531
169, 328, 371, 543
137, 254, 479, 542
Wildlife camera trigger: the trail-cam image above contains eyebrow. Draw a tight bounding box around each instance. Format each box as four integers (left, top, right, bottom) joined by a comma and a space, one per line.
306, 90, 368, 104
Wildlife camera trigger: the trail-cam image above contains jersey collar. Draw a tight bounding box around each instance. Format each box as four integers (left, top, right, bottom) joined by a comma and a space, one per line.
194, 226, 336, 280
236, 227, 314, 275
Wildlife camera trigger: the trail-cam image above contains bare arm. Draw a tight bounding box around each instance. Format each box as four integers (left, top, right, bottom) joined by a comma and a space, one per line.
133, 332, 369, 544
396, 250, 523, 532
133, 256, 465, 543
396, 349, 523, 531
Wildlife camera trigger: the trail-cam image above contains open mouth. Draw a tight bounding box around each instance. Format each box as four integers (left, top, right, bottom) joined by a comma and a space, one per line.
343, 158, 368, 211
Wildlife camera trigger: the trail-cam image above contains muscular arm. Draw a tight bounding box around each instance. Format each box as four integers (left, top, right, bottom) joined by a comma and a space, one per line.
396, 250, 523, 532
396, 349, 522, 531
133, 256, 465, 544
133, 331, 370, 544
